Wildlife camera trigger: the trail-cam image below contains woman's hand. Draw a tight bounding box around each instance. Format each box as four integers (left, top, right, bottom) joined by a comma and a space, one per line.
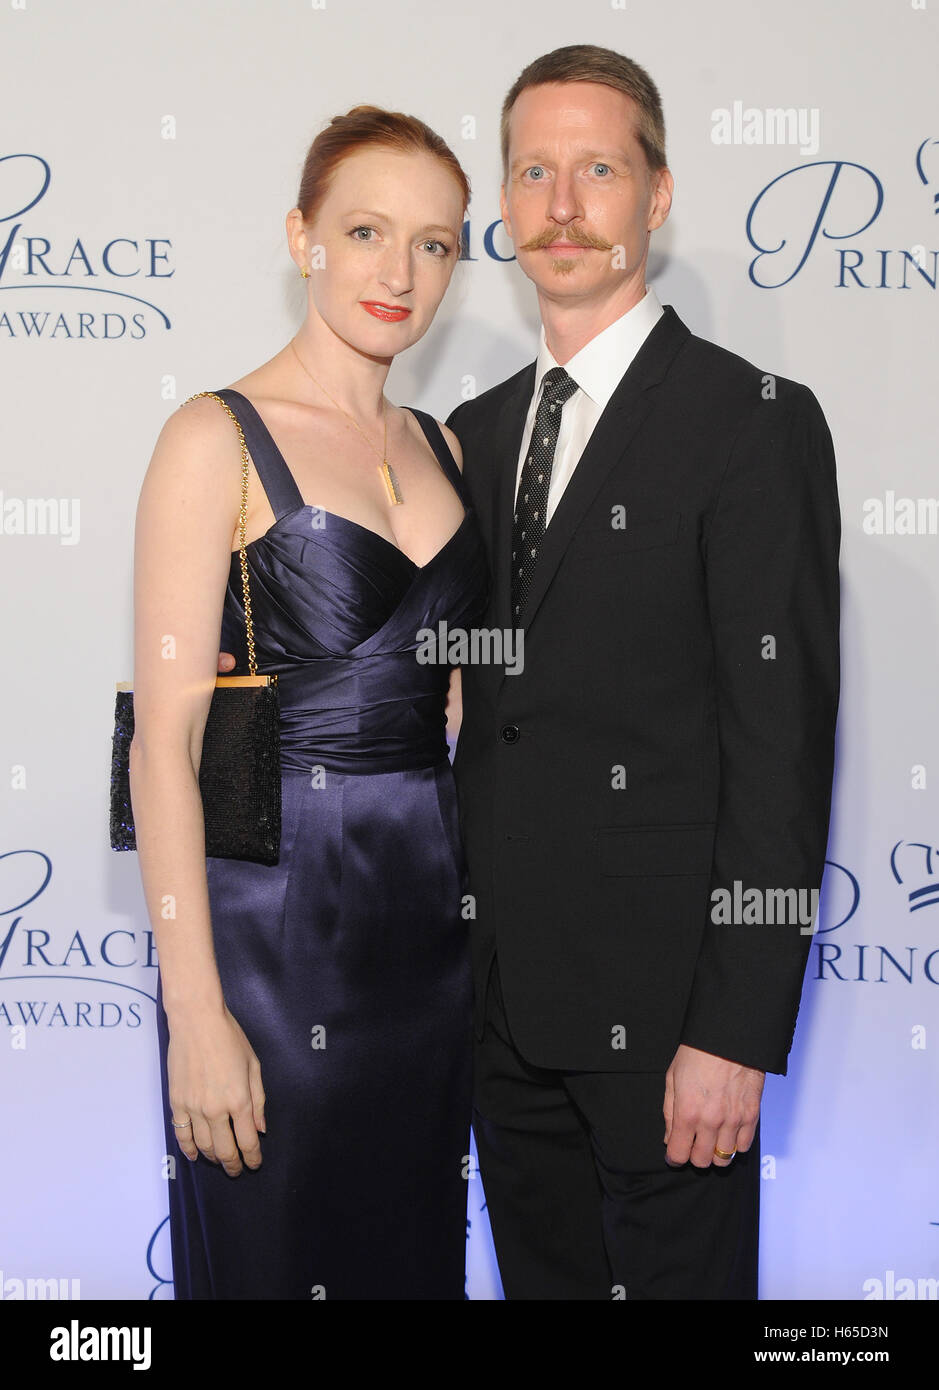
167, 1004, 266, 1176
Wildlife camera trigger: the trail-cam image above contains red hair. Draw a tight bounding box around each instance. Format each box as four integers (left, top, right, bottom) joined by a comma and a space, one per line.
297, 105, 470, 227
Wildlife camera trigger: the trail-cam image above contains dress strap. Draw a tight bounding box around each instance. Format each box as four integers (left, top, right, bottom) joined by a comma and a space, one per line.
406, 408, 467, 502
212, 388, 305, 520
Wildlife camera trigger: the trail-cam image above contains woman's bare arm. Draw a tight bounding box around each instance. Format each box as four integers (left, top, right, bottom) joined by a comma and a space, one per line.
129, 396, 265, 1174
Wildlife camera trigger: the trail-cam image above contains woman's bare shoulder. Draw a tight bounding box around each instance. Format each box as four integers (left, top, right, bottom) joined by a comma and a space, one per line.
152, 392, 244, 471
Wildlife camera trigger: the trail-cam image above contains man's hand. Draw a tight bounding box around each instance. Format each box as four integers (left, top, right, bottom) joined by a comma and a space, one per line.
663, 1043, 765, 1169
217, 651, 236, 673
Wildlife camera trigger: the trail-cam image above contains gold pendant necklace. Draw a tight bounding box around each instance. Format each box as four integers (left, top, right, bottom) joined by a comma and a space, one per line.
378, 460, 403, 506
289, 339, 404, 505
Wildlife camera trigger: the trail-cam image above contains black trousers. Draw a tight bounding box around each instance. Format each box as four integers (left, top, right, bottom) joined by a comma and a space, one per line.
472, 955, 761, 1300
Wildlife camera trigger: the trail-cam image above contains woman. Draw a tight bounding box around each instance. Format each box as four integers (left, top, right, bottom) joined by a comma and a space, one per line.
129, 107, 488, 1299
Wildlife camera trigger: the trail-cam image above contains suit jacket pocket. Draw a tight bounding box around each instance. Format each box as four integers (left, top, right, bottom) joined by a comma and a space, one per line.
569, 509, 681, 558
597, 822, 715, 876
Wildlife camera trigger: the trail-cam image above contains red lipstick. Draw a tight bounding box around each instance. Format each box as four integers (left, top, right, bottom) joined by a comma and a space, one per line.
361, 301, 412, 322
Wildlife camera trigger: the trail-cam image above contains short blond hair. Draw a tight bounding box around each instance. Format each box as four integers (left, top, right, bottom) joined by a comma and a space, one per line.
500, 44, 667, 177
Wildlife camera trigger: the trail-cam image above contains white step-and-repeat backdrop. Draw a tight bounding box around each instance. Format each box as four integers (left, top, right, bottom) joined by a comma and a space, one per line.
2, 0, 937, 1301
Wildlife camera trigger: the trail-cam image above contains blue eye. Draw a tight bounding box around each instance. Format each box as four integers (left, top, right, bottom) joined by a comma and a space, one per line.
422, 239, 451, 256
350, 226, 375, 241
525, 166, 546, 181
593, 163, 611, 177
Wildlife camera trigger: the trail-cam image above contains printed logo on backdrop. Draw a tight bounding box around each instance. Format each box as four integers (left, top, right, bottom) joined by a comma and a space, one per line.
743, 137, 939, 288
890, 840, 939, 915
814, 847, 939, 985
0, 849, 157, 1041
0, 153, 173, 339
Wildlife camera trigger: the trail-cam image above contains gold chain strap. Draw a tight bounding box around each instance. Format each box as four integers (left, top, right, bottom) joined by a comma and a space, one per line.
182, 391, 258, 676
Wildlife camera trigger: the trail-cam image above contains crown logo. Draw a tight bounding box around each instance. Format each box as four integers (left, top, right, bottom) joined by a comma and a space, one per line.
890, 840, 939, 913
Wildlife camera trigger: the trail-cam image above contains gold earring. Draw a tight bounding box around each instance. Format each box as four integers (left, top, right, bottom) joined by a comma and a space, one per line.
300, 266, 310, 279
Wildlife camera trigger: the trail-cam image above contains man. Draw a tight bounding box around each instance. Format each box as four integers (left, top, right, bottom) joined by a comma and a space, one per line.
446, 44, 840, 1299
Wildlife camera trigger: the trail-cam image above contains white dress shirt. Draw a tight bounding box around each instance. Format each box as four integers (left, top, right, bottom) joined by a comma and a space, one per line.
515, 286, 664, 524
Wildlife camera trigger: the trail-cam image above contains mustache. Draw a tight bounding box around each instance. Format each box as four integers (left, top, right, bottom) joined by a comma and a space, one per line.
519, 226, 614, 252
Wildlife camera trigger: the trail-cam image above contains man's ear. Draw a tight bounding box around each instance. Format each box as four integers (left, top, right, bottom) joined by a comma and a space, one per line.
648, 167, 674, 232
499, 183, 513, 239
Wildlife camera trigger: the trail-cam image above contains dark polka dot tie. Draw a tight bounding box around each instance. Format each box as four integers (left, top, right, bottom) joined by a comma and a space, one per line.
511, 366, 579, 621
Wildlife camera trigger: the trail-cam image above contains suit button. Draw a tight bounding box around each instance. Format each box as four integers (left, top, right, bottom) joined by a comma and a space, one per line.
500, 724, 520, 744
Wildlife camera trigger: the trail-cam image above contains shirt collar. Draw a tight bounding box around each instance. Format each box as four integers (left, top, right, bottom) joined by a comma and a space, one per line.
533, 285, 664, 410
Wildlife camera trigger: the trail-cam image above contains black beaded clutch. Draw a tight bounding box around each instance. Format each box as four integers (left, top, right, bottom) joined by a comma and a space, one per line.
109, 391, 281, 866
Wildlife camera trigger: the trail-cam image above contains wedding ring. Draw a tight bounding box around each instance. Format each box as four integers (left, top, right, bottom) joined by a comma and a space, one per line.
713, 1145, 736, 1160
171, 1117, 192, 1129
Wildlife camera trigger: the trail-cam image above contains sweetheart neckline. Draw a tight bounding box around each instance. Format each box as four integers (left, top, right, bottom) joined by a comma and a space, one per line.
230, 502, 472, 573
220, 389, 470, 573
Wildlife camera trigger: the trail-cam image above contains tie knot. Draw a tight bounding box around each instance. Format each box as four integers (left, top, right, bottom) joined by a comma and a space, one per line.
541, 367, 578, 404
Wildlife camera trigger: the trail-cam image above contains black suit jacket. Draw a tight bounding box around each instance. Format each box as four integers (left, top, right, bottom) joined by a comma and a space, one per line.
446, 305, 841, 1076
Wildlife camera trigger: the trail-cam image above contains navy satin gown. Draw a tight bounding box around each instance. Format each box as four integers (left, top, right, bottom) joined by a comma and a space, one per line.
154, 387, 489, 1299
